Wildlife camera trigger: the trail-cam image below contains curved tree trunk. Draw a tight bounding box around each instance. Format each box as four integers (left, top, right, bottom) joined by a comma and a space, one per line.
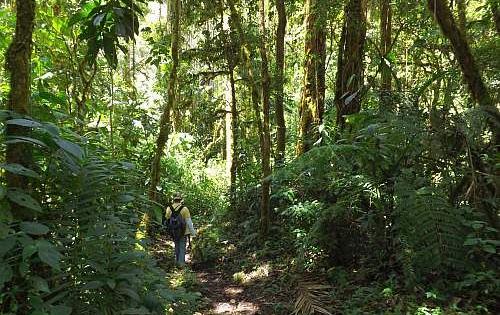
428, 0, 500, 230
379, 0, 392, 110
258, 0, 272, 237
227, 0, 271, 237
225, 66, 238, 206
427, 0, 499, 146
334, 0, 367, 129
296, 0, 327, 155
492, 1, 500, 34
457, 0, 467, 35
5, 0, 36, 215
275, 0, 287, 165
147, 0, 180, 208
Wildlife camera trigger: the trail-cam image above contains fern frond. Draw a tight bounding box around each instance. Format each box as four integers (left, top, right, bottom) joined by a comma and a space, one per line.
293, 278, 333, 315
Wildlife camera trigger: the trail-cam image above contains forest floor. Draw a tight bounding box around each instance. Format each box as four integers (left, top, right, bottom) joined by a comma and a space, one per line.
193, 266, 262, 314
152, 231, 292, 314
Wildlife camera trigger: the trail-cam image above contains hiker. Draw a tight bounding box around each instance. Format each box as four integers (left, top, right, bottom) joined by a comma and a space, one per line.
165, 192, 196, 265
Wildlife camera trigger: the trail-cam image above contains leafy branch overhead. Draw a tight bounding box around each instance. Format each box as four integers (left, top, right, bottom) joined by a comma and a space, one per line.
71, 0, 145, 68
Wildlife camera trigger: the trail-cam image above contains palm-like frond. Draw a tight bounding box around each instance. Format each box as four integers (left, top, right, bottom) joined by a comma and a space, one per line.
293, 278, 333, 315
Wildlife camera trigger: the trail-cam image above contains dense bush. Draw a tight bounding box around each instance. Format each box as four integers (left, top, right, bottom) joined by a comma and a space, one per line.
0, 114, 195, 314
266, 104, 499, 309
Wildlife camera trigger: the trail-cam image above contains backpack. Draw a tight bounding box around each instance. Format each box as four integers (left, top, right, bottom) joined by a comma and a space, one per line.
167, 204, 186, 241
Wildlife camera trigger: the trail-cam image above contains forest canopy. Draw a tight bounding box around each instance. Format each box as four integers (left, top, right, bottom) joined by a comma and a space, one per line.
0, 0, 499, 314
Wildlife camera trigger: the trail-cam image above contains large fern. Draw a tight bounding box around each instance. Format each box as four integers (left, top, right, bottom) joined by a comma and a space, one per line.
394, 175, 466, 279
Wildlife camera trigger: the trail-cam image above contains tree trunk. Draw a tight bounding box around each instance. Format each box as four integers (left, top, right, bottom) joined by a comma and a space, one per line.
148, 0, 180, 202
227, 0, 263, 144
296, 0, 327, 155
334, 0, 367, 129
379, 0, 392, 110
258, 0, 272, 237
227, 0, 271, 237
225, 66, 238, 205
457, 0, 467, 36
275, 0, 287, 165
4, 0, 36, 214
429, 0, 500, 231
427, 0, 499, 146
491, 1, 500, 34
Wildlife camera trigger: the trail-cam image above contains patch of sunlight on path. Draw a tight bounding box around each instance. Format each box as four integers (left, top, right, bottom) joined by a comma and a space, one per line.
196, 271, 260, 315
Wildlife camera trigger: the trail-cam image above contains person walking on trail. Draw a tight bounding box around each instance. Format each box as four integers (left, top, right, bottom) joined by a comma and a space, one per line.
165, 193, 196, 266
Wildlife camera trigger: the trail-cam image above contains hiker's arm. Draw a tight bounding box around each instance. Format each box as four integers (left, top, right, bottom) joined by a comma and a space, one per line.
186, 217, 196, 236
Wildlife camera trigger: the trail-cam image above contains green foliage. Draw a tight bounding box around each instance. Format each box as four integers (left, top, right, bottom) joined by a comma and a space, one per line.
191, 225, 223, 265
267, 102, 499, 311
0, 114, 195, 314
73, 0, 145, 69
394, 177, 466, 281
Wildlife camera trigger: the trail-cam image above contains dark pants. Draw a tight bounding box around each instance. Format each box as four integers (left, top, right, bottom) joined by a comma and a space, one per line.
174, 235, 187, 265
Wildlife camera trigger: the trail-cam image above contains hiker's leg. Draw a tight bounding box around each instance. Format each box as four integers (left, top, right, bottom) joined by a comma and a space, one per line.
174, 239, 180, 263
177, 236, 187, 265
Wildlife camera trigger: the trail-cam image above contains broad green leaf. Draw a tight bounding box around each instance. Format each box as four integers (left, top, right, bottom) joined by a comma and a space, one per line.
0, 163, 41, 179
117, 194, 135, 203
93, 12, 106, 26
22, 243, 38, 260
37, 240, 62, 270
0, 262, 13, 289
0, 222, 10, 238
67, 12, 84, 27
7, 189, 42, 212
5, 118, 42, 128
5, 136, 48, 148
464, 238, 480, 246
0, 185, 5, 199
103, 34, 118, 68
36, 91, 66, 106
106, 279, 116, 289
42, 122, 60, 137
0, 110, 9, 121
482, 245, 496, 254
0, 203, 13, 223
20, 221, 49, 235
49, 305, 72, 315
0, 237, 16, 257
54, 138, 84, 160
32, 276, 50, 293
118, 287, 140, 301
19, 261, 30, 276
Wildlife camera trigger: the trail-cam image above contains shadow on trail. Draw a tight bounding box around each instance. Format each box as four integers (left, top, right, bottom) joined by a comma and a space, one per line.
193, 266, 260, 315
151, 229, 291, 314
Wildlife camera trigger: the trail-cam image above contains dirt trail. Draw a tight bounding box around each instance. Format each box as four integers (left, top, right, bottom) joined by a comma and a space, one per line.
153, 233, 288, 314
194, 267, 261, 315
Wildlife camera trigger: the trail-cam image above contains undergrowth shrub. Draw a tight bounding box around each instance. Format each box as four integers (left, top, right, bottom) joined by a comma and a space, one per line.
270, 104, 498, 307
0, 114, 194, 314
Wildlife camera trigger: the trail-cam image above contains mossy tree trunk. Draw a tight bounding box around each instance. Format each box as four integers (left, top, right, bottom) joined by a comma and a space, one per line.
296, 0, 327, 155
427, 0, 499, 146
143, 0, 181, 237
334, 0, 367, 129
5, 0, 36, 215
379, 0, 392, 110
221, 3, 239, 209
227, 0, 271, 237
225, 65, 238, 206
258, 0, 272, 237
491, 1, 500, 34
428, 0, 500, 230
457, 0, 467, 35
274, 0, 287, 165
